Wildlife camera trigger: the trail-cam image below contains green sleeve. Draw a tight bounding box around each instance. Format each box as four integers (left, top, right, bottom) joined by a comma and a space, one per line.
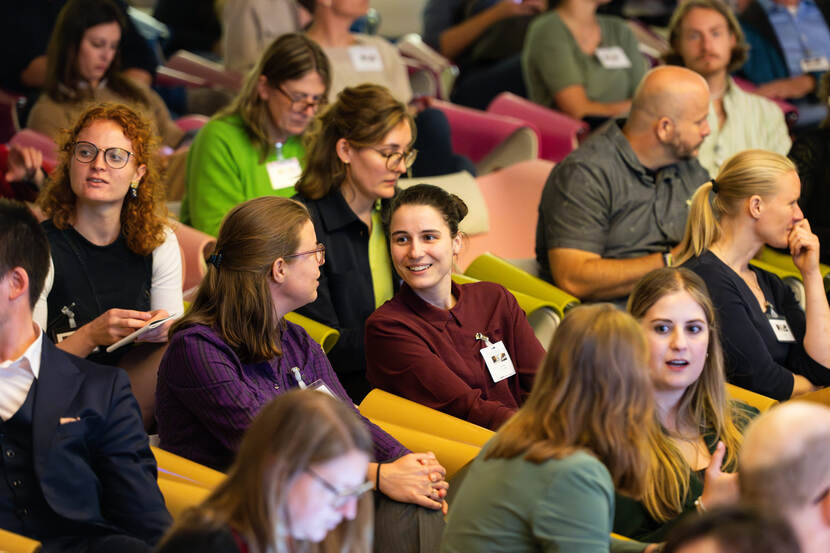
619, 21, 647, 96
526, 14, 584, 99
184, 119, 249, 237
533, 455, 615, 553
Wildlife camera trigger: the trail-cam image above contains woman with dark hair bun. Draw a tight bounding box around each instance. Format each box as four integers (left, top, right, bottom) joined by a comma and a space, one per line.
27, 0, 184, 148
365, 183, 544, 431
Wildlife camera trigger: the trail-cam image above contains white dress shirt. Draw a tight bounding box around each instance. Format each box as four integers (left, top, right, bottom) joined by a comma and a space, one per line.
0, 324, 43, 420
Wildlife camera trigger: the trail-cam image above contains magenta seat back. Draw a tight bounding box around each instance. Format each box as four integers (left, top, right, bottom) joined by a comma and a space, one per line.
429, 99, 539, 163
487, 93, 588, 163
10, 129, 58, 170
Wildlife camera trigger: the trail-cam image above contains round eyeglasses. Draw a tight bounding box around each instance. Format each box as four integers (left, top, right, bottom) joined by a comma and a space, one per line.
72, 141, 134, 169
284, 243, 326, 265
370, 147, 418, 171
307, 468, 374, 508
276, 86, 324, 113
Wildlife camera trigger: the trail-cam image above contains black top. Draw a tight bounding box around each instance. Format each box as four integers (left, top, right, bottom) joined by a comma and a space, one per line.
43, 220, 152, 365
684, 250, 830, 399
789, 127, 830, 264
155, 524, 244, 553
293, 190, 397, 403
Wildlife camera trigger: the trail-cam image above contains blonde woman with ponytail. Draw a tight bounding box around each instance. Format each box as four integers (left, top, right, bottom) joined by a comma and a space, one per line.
614, 268, 757, 542
677, 149, 830, 400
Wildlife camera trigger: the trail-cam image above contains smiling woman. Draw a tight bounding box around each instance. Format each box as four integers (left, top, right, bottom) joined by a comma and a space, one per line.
614, 267, 756, 543
364, 184, 545, 431
678, 149, 830, 400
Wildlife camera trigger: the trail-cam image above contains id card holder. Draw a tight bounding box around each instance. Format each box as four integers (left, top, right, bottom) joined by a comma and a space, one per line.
348, 45, 384, 72
307, 379, 336, 398
595, 46, 632, 69
801, 56, 830, 73
479, 340, 517, 383
766, 305, 796, 343
266, 158, 302, 191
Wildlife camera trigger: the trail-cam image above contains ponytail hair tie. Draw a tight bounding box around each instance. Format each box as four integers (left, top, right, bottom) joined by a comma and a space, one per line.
711, 179, 719, 194
208, 252, 223, 268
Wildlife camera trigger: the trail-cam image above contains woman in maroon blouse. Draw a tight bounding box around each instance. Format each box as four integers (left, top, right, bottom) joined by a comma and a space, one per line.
365, 184, 545, 430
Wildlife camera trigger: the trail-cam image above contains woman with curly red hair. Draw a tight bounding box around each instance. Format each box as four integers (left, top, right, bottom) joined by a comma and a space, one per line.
34, 102, 183, 371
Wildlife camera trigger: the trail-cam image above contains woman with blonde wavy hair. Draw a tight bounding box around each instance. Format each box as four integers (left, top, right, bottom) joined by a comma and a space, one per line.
34, 102, 182, 367
677, 149, 830, 400
614, 267, 757, 542
441, 303, 654, 553
156, 389, 375, 553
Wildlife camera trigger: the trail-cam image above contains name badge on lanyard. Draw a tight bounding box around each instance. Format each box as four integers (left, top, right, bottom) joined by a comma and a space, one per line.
595, 46, 632, 69
801, 56, 830, 73
476, 333, 517, 383
348, 45, 384, 72
766, 305, 796, 343
266, 158, 302, 191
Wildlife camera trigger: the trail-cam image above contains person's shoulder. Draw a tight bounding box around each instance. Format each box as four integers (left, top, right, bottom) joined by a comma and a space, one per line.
169, 323, 230, 353
596, 13, 634, 34
545, 450, 613, 490
42, 337, 123, 386
366, 292, 407, 325
198, 113, 249, 141
461, 280, 513, 302
354, 33, 396, 52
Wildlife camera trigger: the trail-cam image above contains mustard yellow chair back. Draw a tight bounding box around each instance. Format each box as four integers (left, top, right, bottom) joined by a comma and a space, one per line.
0, 528, 41, 553
464, 253, 579, 317
152, 446, 225, 490
359, 389, 494, 448
285, 312, 340, 354
157, 478, 212, 521
725, 383, 778, 413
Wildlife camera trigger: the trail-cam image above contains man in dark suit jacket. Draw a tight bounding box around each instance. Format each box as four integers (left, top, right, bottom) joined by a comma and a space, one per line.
0, 199, 172, 553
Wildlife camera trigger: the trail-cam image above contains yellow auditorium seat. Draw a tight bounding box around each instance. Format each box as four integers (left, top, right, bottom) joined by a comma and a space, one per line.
285, 312, 340, 354
452, 273, 560, 349
725, 383, 778, 413
152, 446, 225, 490
0, 528, 41, 553
795, 386, 830, 408
464, 253, 579, 318
157, 478, 212, 521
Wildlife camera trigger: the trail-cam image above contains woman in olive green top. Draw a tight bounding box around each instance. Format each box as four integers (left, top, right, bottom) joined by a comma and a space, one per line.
522, 0, 646, 120
441, 304, 655, 553
614, 268, 758, 542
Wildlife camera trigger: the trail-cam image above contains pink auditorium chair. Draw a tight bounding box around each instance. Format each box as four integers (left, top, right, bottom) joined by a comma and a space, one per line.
9, 128, 59, 170
0, 90, 23, 143
169, 219, 216, 297
460, 159, 554, 269
487, 93, 589, 163
427, 98, 540, 167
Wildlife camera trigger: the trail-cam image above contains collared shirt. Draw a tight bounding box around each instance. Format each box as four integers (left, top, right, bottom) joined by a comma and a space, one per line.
0, 325, 43, 420
535, 119, 710, 282
698, 77, 792, 176
365, 281, 544, 431
760, 0, 830, 76
156, 320, 408, 470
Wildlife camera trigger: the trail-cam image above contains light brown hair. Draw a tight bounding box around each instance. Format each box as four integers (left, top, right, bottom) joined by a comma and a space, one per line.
296, 84, 414, 200
170, 196, 310, 362
676, 150, 796, 265
217, 33, 331, 162
38, 102, 167, 256
486, 303, 654, 497
157, 389, 374, 553
664, 0, 749, 73
629, 267, 748, 521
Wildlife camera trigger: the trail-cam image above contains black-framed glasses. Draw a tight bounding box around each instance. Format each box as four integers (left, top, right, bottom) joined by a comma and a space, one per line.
307, 468, 374, 508
284, 243, 326, 265
276, 86, 324, 113
73, 141, 134, 169
370, 147, 418, 171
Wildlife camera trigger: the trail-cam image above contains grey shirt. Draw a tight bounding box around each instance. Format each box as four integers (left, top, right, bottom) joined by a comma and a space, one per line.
535, 120, 710, 283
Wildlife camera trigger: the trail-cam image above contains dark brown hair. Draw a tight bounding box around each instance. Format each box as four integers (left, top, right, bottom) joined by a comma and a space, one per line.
0, 200, 51, 309
383, 183, 468, 237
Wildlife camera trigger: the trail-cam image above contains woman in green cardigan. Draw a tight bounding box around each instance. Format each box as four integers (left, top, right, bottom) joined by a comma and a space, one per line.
182, 33, 330, 236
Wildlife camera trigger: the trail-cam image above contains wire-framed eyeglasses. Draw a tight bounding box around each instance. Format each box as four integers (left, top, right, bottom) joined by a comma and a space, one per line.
369, 147, 418, 171
307, 468, 374, 508
276, 86, 324, 113
72, 141, 134, 169
284, 243, 326, 265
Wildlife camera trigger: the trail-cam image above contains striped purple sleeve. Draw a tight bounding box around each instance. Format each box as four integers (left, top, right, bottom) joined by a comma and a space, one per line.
286, 323, 409, 462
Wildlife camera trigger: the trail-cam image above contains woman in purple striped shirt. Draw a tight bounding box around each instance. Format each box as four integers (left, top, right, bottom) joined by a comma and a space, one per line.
156, 195, 447, 553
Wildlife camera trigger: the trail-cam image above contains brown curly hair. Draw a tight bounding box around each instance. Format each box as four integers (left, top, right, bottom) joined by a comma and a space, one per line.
38, 103, 168, 256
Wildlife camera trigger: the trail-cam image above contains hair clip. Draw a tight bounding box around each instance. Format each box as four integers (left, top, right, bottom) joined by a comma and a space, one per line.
207, 252, 223, 268
711, 179, 719, 194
